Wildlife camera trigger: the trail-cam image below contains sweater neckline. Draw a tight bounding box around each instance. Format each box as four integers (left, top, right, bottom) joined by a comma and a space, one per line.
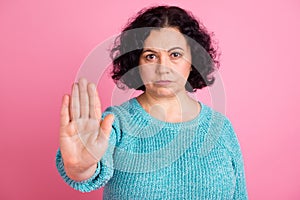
130, 97, 206, 128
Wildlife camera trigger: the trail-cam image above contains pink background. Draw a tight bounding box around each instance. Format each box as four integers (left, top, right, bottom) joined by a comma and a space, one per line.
1, 0, 300, 199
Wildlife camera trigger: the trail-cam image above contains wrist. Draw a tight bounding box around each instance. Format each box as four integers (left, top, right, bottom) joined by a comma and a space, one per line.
64, 163, 97, 181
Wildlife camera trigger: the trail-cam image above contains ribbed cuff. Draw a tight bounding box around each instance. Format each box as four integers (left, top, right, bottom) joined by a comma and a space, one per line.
55, 148, 105, 192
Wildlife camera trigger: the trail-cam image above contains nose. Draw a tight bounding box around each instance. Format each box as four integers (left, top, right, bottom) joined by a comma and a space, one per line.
156, 54, 171, 74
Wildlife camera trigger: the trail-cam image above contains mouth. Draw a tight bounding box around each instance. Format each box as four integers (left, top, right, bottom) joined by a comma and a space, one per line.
154, 80, 173, 86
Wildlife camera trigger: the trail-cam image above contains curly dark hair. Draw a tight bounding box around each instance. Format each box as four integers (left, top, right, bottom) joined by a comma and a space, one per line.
110, 5, 220, 92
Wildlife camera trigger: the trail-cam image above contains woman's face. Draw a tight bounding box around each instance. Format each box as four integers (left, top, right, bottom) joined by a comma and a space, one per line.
138, 27, 192, 98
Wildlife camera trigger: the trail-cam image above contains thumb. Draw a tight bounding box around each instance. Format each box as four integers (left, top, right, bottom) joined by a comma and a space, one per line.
97, 114, 114, 141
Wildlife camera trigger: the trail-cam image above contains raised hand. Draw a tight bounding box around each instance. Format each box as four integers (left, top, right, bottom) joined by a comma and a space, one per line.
59, 78, 114, 181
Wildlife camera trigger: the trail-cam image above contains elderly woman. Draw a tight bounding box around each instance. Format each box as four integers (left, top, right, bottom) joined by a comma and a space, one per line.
56, 5, 248, 199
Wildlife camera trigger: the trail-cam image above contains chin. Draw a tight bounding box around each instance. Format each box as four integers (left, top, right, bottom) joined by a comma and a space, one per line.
147, 87, 183, 98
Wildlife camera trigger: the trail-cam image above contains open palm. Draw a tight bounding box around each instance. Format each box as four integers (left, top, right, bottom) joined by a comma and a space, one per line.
59, 78, 114, 180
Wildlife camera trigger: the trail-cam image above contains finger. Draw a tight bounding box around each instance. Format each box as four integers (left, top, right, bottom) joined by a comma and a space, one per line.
97, 114, 114, 142
70, 83, 80, 120
94, 87, 102, 120
87, 83, 97, 119
60, 94, 70, 127
78, 78, 89, 118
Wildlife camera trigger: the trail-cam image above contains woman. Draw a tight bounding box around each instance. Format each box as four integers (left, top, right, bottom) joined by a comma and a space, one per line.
56, 5, 248, 199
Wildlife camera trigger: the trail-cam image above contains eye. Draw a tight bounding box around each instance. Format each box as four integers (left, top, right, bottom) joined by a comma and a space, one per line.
145, 54, 157, 61
170, 52, 182, 59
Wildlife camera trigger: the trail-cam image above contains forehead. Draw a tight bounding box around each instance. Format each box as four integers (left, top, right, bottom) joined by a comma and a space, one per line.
143, 27, 189, 50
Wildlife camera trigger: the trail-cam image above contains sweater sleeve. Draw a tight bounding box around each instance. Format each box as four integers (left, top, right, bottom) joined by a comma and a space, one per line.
223, 118, 248, 200
55, 110, 119, 193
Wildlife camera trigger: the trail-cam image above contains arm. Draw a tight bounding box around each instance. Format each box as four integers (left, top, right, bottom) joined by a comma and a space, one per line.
56, 78, 118, 192
224, 119, 248, 199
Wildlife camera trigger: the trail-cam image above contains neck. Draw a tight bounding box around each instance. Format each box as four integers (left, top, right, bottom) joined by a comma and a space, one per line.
136, 91, 200, 123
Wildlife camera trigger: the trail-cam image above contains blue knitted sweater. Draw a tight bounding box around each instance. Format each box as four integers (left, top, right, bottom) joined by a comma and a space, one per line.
56, 98, 248, 199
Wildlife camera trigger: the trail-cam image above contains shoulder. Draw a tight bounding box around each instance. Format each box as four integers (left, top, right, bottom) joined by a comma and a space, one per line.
102, 98, 139, 118
199, 102, 232, 130
102, 98, 146, 129
200, 103, 239, 150
103, 99, 132, 116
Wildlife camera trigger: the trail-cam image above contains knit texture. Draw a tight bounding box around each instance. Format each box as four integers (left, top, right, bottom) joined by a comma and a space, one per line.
56, 98, 248, 199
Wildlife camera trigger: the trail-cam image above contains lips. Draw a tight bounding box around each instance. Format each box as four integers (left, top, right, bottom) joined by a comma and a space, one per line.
154, 80, 172, 85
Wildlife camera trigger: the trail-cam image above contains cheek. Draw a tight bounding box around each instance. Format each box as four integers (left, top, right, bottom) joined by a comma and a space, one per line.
184, 65, 191, 75
139, 66, 154, 82
177, 63, 192, 79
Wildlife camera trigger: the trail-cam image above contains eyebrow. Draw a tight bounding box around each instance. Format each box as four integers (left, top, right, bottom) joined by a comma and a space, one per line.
142, 47, 184, 53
